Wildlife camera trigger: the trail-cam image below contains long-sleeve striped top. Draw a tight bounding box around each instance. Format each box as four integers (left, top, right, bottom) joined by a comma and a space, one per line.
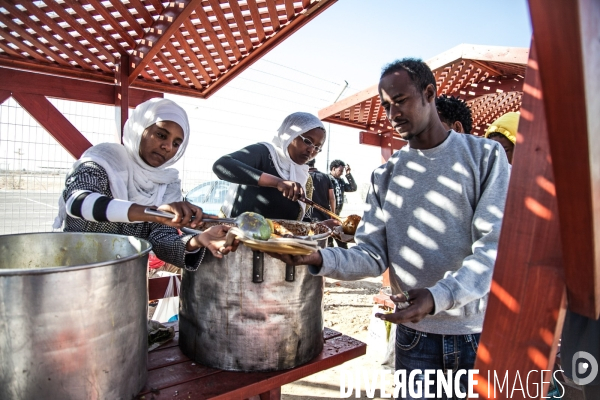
61, 161, 204, 269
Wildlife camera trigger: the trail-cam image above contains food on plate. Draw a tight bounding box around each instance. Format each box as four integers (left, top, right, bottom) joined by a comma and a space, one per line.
271, 220, 294, 237
271, 220, 330, 238
202, 217, 330, 240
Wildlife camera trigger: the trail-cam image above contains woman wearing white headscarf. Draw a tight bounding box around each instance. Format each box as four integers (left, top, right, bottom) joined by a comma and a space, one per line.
54, 98, 234, 270
213, 112, 326, 220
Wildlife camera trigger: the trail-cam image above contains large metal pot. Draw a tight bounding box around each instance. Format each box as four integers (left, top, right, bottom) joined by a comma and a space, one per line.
0, 232, 151, 400
179, 242, 324, 371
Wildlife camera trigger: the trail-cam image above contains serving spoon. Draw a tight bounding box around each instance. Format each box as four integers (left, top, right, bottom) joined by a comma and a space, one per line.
298, 197, 361, 235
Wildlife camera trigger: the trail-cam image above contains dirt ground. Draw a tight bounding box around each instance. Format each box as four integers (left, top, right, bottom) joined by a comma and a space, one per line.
281, 276, 396, 400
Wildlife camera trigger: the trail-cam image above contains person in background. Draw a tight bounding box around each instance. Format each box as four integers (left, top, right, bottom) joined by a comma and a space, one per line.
328, 159, 357, 248
213, 112, 325, 221
485, 111, 519, 164
54, 98, 234, 271
304, 159, 335, 222
435, 94, 473, 134
271, 58, 510, 399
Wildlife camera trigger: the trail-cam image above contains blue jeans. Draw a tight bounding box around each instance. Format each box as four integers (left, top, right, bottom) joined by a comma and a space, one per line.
395, 324, 480, 400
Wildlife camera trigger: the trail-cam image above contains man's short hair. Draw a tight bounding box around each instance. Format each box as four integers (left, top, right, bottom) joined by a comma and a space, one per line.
330, 159, 346, 171
380, 58, 437, 93
307, 159, 316, 167
436, 95, 473, 134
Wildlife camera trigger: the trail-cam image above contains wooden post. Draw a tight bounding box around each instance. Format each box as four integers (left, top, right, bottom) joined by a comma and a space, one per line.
529, 0, 600, 319
115, 53, 130, 143
472, 42, 567, 398
12, 92, 92, 159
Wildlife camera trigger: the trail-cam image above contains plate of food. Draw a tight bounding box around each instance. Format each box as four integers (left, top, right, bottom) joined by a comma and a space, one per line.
198, 216, 332, 255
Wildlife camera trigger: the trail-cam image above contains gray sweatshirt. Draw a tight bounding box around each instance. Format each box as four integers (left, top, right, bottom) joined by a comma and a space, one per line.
314, 131, 510, 334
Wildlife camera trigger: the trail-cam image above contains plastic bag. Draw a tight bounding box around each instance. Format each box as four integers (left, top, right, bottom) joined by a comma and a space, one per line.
151, 271, 180, 323
366, 304, 396, 371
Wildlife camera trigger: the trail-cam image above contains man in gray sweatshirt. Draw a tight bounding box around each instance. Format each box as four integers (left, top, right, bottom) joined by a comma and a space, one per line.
272, 58, 510, 399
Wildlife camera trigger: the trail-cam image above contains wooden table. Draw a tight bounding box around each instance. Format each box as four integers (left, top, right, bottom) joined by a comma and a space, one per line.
136, 322, 366, 400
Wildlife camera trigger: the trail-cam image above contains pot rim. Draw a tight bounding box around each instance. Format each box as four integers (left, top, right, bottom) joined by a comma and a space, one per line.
0, 232, 152, 276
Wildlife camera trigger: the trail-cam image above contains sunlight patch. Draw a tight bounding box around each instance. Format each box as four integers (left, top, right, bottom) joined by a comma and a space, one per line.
464, 259, 489, 274
486, 205, 504, 219
385, 191, 404, 209
451, 162, 469, 177
474, 216, 493, 232
395, 268, 417, 286
393, 174, 414, 189
425, 191, 458, 217
437, 175, 462, 193
413, 207, 446, 233
257, 194, 269, 204
406, 161, 426, 173
407, 226, 439, 250
399, 246, 424, 269
364, 220, 383, 234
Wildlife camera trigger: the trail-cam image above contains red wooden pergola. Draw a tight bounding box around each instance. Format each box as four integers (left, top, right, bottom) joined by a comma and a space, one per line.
319, 44, 529, 161
319, 1, 599, 398
0, 0, 337, 158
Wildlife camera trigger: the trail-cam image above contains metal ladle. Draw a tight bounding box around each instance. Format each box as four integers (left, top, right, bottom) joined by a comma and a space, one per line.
298, 197, 360, 235
143, 208, 272, 239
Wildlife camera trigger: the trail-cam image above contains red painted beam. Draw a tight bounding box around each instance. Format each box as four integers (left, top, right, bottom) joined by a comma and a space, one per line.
12, 92, 92, 159
359, 131, 406, 158
0, 90, 10, 105
529, 0, 600, 318
0, 67, 161, 108
115, 54, 130, 142
473, 42, 567, 399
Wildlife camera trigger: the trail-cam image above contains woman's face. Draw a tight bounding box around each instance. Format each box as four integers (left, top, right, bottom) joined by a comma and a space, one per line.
287, 127, 326, 165
139, 121, 184, 167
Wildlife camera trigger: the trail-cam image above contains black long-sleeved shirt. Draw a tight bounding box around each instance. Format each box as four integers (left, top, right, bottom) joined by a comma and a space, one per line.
212, 143, 303, 220
61, 161, 203, 269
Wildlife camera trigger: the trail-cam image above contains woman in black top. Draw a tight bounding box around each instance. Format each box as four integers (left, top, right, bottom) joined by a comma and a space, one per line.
54, 98, 234, 270
213, 112, 326, 221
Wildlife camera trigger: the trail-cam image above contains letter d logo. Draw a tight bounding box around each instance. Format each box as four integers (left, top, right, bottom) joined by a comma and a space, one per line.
572, 351, 599, 386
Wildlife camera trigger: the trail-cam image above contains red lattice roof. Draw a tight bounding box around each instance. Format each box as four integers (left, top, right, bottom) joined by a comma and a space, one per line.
319, 44, 528, 136
0, 0, 336, 98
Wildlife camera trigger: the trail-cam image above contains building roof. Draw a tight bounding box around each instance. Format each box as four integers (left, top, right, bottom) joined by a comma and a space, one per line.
318, 44, 529, 136
0, 0, 336, 99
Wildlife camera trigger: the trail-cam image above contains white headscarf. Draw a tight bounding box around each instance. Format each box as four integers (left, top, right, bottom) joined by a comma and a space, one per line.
222, 112, 325, 217
53, 98, 190, 229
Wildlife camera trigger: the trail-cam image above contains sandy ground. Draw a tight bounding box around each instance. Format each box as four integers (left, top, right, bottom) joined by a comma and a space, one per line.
281, 276, 396, 400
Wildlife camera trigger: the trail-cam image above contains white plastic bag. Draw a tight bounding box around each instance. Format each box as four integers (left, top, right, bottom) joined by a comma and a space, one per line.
366, 304, 396, 371
151, 271, 181, 323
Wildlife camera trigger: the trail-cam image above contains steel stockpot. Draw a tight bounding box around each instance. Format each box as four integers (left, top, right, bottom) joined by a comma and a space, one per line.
0, 232, 151, 400
179, 235, 324, 371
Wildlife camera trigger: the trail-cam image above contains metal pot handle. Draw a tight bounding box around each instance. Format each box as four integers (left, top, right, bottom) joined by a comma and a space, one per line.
252, 250, 264, 283
285, 264, 295, 282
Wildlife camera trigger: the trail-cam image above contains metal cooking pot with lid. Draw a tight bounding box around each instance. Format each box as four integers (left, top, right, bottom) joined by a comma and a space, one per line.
0, 232, 151, 400
179, 219, 325, 372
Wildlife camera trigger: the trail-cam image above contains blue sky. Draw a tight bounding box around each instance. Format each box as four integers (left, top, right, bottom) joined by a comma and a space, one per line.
265, 0, 532, 92
167, 0, 533, 200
